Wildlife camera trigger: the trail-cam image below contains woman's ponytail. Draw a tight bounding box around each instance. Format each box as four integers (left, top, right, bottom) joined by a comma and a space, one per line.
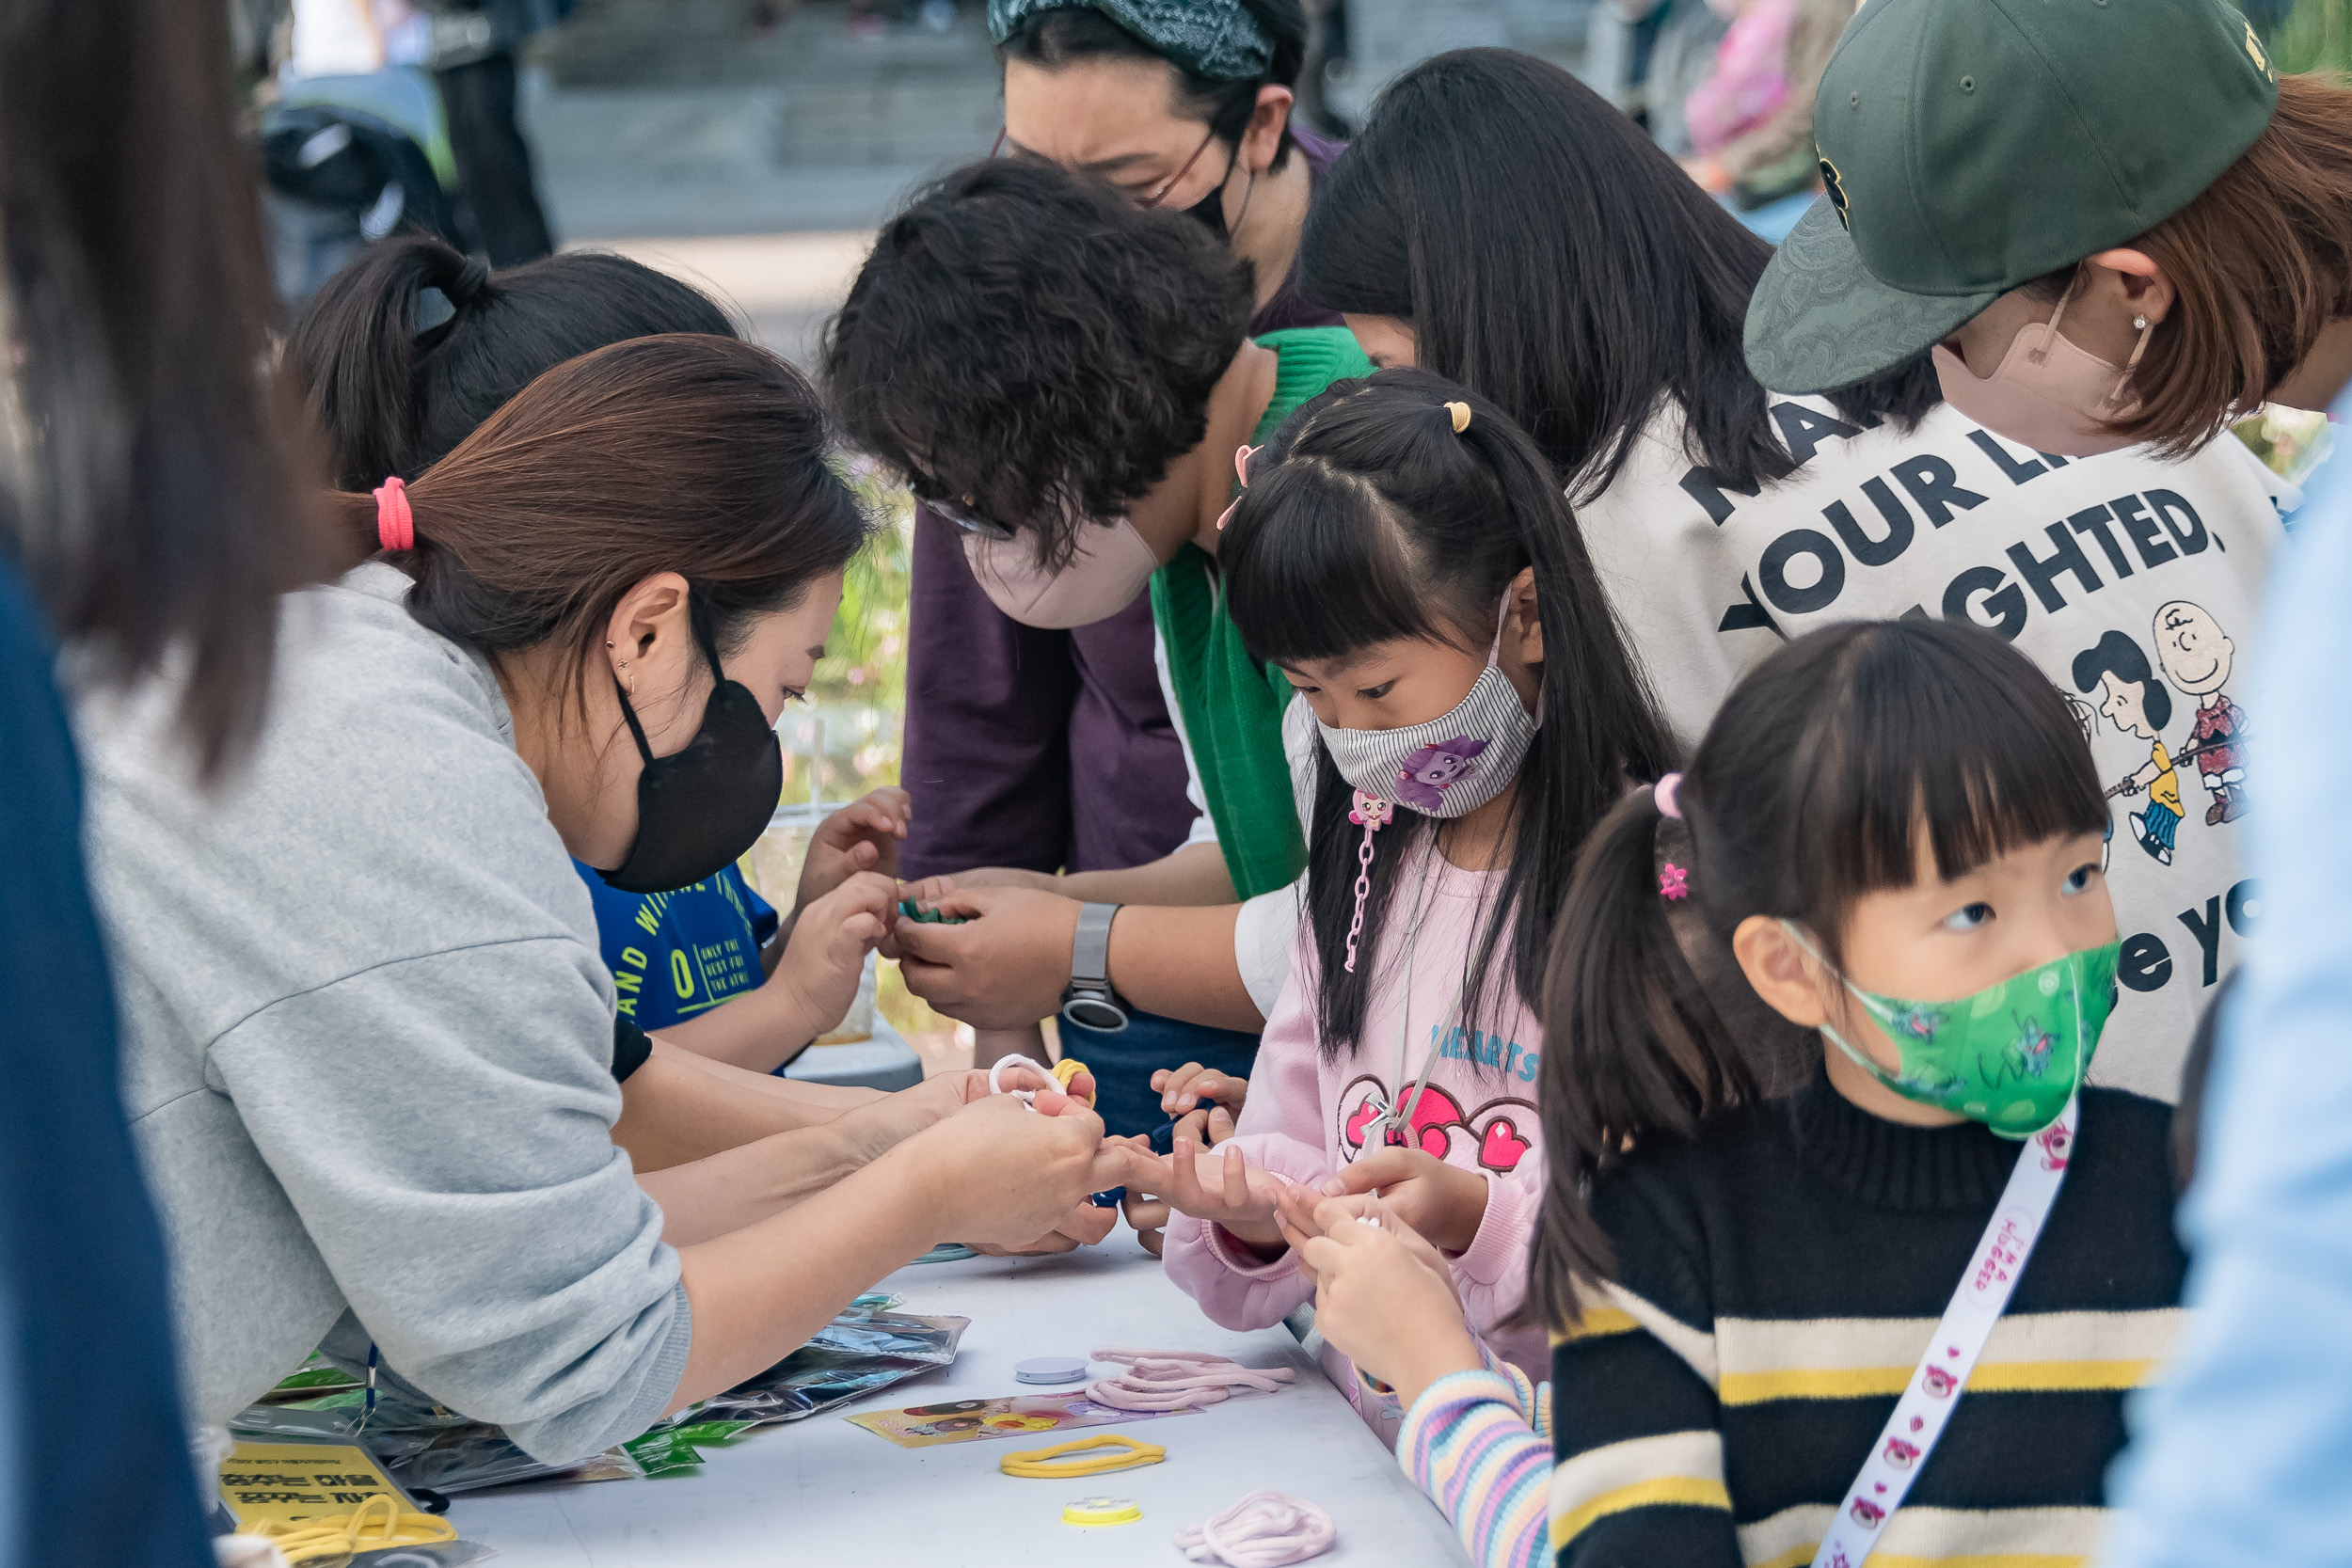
1525, 779, 1781, 1329
286, 235, 498, 491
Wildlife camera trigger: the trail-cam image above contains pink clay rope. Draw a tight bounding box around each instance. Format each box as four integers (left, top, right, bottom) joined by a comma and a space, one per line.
1085, 1349, 1295, 1412
1174, 1491, 1337, 1566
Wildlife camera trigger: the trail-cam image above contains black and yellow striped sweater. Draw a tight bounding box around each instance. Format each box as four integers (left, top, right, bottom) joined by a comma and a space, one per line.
1549, 1072, 2185, 1568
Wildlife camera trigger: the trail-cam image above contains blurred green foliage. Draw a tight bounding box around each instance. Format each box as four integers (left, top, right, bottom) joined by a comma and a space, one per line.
781, 460, 912, 804
2253, 0, 2352, 71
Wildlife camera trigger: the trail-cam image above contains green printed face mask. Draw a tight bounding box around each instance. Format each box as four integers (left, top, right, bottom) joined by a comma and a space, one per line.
1783, 925, 2122, 1138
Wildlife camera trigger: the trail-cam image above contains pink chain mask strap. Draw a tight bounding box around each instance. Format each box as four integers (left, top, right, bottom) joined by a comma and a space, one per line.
1343, 791, 1392, 974
1086, 1349, 1296, 1412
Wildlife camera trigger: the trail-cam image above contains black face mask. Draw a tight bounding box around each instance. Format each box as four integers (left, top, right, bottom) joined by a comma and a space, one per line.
1184, 141, 1252, 243
596, 610, 783, 895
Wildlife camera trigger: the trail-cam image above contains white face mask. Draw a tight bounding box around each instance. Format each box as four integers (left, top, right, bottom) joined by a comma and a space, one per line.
959, 515, 1163, 629
1933, 272, 2154, 458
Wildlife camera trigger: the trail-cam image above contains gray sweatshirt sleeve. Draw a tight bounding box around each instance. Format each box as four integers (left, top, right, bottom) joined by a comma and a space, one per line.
208, 939, 690, 1464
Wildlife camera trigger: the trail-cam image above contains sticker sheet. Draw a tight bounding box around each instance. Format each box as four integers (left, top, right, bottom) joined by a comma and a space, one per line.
847, 1392, 1195, 1449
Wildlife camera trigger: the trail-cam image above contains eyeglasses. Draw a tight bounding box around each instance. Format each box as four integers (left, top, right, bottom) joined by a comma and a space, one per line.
926, 495, 1017, 542
988, 123, 1225, 211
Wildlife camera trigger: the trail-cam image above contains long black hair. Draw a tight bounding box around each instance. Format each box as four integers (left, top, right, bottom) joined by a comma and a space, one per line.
1299, 48, 1938, 505
3, 0, 326, 774
286, 234, 739, 490
999, 1, 1310, 166
1527, 619, 2109, 1327
1222, 369, 1676, 1060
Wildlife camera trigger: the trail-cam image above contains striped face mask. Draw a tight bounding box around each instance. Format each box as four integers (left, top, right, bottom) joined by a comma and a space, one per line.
1315, 600, 1537, 822
1322, 600, 1538, 973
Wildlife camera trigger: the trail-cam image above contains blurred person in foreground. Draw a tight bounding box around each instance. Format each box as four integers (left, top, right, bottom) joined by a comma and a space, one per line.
0, 0, 326, 1562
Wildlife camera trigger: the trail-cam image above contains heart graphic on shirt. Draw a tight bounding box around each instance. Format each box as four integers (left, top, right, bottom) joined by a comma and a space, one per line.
1476, 1117, 1532, 1172
1343, 1094, 1387, 1151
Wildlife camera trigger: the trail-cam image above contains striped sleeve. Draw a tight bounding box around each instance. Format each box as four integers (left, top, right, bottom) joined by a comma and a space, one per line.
1398, 1354, 1551, 1568
1550, 1291, 1740, 1568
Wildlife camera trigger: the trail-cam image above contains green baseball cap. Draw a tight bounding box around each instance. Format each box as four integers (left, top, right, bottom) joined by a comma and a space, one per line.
1745, 0, 2280, 394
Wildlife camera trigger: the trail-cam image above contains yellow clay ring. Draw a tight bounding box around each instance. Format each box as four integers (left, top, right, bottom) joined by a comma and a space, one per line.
999, 1433, 1166, 1479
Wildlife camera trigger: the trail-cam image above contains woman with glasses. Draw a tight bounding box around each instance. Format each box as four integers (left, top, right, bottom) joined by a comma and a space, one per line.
898, 0, 1343, 1096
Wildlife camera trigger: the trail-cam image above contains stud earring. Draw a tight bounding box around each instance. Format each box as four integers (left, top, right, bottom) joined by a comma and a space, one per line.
2133, 315, 2148, 330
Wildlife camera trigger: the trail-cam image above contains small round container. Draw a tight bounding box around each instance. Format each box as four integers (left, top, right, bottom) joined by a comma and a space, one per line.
1014, 1355, 1089, 1386
1061, 1497, 1142, 1527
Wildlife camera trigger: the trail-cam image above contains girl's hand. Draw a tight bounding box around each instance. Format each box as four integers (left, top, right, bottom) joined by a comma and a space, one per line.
1152, 1137, 1291, 1257
795, 788, 912, 909
1293, 1201, 1481, 1406
1152, 1063, 1247, 1147
1319, 1148, 1490, 1255
771, 871, 898, 1039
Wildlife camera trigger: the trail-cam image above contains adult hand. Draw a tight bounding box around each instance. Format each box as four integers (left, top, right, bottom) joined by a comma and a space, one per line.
893, 886, 1081, 1029
1318, 1148, 1490, 1255
891, 1092, 1122, 1249
770, 870, 899, 1039
936, 864, 1060, 893
796, 788, 912, 909
825, 1064, 1038, 1167
1153, 1062, 1247, 1147
1292, 1201, 1481, 1405
969, 1197, 1120, 1256
1149, 1135, 1291, 1256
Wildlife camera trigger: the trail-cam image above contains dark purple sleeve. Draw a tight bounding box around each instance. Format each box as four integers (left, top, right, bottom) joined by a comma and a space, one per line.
899, 507, 1081, 879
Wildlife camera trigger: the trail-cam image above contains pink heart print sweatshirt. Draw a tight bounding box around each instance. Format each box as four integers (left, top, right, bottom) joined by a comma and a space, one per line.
1161, 852, 1549, 1440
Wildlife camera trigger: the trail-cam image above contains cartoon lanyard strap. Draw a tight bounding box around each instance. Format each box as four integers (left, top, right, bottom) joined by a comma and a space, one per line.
1808, 1094, 2079, 1568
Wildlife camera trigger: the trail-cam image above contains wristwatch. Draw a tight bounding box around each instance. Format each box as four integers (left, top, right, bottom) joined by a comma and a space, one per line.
1059, 901, 1131, 1034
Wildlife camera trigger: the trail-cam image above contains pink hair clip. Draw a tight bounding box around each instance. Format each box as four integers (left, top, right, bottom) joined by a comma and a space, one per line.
1659, 863, 1689, 900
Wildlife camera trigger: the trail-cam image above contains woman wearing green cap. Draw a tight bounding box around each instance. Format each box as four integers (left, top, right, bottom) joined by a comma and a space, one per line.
897, 0, 1343, 1093
1301, 43, 2293, 1106
1744, 0, 2352, 457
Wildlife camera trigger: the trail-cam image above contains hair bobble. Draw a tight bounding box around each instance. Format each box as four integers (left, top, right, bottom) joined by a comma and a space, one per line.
1654, 771, 1684, 818
1444, 401, 1471, 434
373, 476, 415, 553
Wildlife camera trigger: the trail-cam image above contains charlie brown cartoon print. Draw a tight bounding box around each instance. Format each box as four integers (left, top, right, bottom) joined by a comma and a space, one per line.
2153, 600, 2248, 826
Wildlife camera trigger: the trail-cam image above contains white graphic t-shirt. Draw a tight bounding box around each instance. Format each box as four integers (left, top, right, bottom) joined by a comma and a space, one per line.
1578, 398, 2292, 1101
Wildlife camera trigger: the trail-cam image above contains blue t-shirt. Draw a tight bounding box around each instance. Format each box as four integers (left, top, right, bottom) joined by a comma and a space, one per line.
574, 863, 781, 1029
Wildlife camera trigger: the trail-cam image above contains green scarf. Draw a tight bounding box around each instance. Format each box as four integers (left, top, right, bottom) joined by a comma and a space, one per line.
1149, 326, 1375, 899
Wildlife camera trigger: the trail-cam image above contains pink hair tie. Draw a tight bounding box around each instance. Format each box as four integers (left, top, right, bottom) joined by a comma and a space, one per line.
1654, 771, 1684, 819
373, 476, 414, 553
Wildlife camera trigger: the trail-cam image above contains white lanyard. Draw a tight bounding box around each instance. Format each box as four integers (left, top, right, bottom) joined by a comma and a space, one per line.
1807, 1095, 2079, 1568
1383, 877, 1470, 1139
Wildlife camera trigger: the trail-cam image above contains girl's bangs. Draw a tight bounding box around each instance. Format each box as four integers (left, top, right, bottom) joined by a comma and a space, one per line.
1791, 626, 2109, 903
1222, 464, 1459, 666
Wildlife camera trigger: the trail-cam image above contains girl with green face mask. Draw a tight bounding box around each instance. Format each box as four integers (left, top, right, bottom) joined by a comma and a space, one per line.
1257, 620, 2186, 1568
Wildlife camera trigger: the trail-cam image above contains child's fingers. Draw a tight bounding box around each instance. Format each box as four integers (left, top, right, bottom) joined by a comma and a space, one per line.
1219, 1144, 1252, 1212
1206, 1104, 1237, 1144
1157, 1061, 1214, 1111
1323, 1146, 1434, 1196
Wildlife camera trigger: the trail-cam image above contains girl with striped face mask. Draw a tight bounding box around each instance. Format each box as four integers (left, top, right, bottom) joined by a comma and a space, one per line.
1105, 372, 1676, 1444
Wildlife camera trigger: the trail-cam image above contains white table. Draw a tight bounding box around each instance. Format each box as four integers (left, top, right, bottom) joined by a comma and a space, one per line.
450, 1243, 1476, 1567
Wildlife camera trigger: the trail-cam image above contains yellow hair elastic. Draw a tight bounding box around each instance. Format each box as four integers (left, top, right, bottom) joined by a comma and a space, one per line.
1445, 401, 1471, 434
999, 1433, 1167, 1479
1052, 1056, 1096, 1107
251, 1494, 455, 1564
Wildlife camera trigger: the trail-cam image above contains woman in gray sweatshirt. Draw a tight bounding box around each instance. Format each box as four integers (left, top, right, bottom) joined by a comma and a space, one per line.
74, 332, 1121, 1465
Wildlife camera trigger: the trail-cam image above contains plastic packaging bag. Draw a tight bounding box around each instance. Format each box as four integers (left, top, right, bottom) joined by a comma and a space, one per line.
691, 1310, 968, 1427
